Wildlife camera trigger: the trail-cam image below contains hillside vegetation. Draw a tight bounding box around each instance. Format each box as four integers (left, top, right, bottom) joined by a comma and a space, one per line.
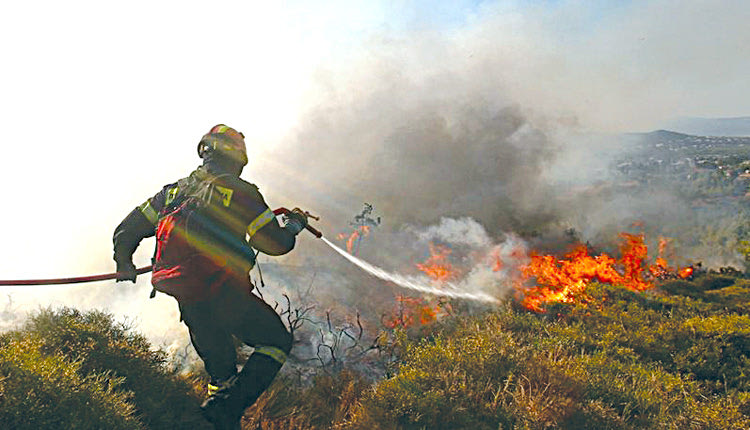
1, 272, 749, 429
0, 308, 210, 429
247, 272, 750, 429
342, 276, 750, 429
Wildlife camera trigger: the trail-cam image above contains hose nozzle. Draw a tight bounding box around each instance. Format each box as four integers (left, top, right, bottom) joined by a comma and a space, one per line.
273, 207, 323, 238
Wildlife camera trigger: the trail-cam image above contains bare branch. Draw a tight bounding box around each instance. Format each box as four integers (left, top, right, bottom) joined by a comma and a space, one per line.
356, 311, 364, 341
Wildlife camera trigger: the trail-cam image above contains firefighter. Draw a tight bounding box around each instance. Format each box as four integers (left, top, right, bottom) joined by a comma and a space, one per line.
112, 124, 307, 430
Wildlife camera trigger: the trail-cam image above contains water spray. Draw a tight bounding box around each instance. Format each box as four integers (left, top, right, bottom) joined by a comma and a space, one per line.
321, 237, 500, 304
278, 207, 498, 303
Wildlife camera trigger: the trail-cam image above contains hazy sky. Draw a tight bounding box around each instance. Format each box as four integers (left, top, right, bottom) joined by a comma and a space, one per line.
0, 0, 748, 339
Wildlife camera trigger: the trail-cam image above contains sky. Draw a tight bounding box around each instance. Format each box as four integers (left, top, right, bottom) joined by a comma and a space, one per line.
0, 0, 749, 343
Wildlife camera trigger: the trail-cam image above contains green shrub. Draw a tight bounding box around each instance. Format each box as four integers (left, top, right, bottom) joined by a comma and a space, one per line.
550, 282, 750, 392
661, 273, 750, 312
0, 307, 209, 430
0, 335, 141, 429
242, 369, 369, 430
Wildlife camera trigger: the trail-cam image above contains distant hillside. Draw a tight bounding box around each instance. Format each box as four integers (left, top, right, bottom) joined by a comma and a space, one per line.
661, 116, 750, 137
623, 129, 750, 150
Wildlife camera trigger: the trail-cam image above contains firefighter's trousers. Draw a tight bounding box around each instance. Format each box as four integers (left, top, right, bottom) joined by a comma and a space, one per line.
179, 283, 293, 409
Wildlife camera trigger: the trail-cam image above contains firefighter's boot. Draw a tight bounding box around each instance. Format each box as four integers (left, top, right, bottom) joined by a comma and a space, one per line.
200, 378, 242, 430
201, 350, 285, 428
235, 350, 285, 408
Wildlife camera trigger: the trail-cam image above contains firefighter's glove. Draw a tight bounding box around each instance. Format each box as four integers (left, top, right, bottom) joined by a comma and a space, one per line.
284, 208, 308, 236
115, 258, 138, 283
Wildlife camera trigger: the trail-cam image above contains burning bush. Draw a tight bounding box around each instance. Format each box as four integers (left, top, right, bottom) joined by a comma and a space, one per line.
516, 233, 695, 312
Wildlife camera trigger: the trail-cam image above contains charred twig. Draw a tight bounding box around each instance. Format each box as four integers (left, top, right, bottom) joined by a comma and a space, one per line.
317, 328, 337, 366
312, 310, 386, 369
276, 293, 314, 337
356, 311, 364, 341
341, 312, 366, 354
290, 306, 315, 334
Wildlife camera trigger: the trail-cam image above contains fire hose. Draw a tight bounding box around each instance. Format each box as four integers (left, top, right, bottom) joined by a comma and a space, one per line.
0, 207, 322, 286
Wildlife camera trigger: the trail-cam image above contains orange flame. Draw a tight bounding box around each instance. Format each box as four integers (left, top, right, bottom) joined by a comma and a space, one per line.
519, 245, 618, 312
491, 252, 504, 272
337, 225, 371, 254
647, 236, 695, 280
386, 243, 461, 328
385, 295, 444, 329
518, 233, 694, 312
649, 257, 670, 278
618, 233, 651, 291
658, 237, 669, 256
416, 243, 458, 282
678, 266, 694, 279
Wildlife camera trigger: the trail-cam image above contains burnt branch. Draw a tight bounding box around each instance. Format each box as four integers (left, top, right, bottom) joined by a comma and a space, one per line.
316, 328, 337, 367
277, 293, 315, 338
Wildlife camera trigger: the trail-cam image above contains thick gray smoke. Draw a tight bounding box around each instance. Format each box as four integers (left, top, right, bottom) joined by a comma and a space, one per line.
288, 101, 561, 235
253, 39, 610, 255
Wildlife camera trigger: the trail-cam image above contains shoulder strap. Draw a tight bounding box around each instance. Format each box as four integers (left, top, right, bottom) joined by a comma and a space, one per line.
160, 169, 234, 216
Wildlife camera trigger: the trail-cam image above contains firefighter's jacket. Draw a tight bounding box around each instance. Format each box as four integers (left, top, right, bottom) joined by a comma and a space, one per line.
113, 166, 295, 302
